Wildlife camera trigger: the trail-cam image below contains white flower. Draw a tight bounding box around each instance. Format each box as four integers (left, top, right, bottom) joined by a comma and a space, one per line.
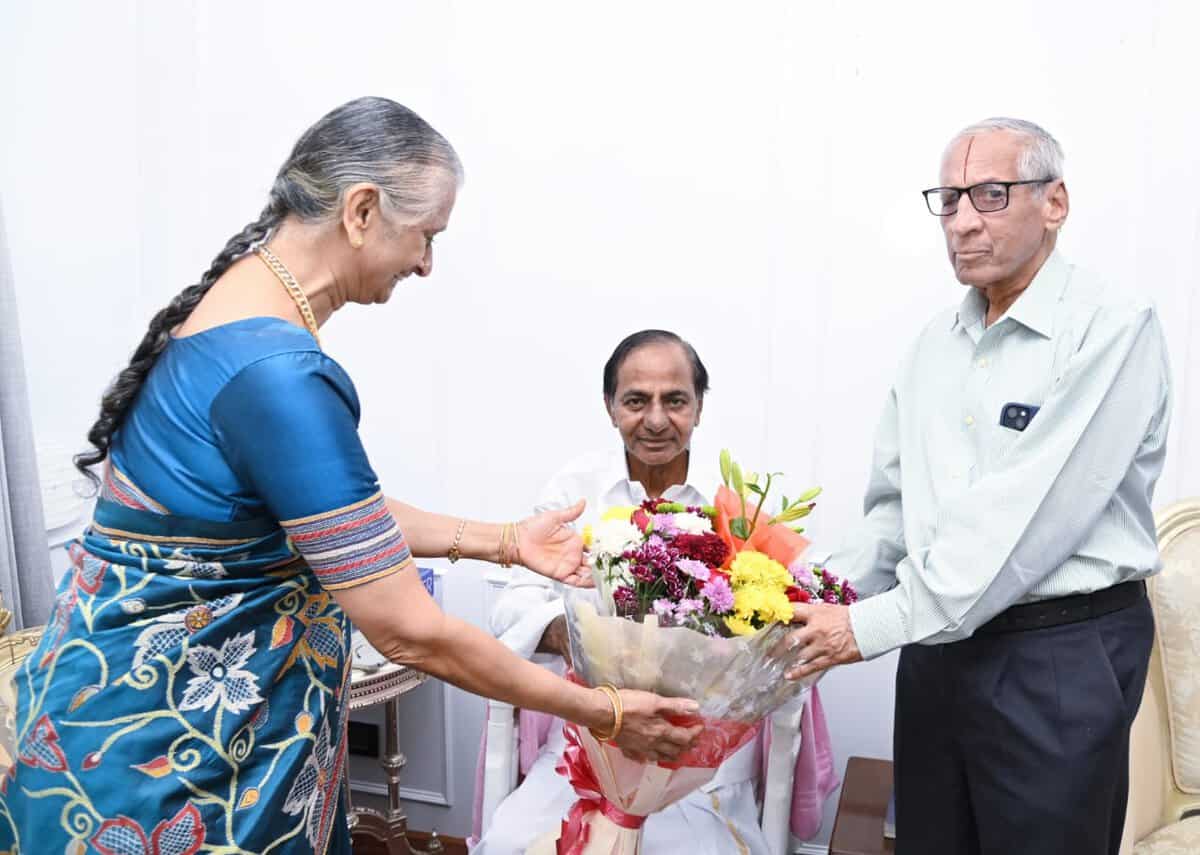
673, 513, 713, 535
589, 519, 643, 557
599, 558, 634, 588
180, 631, 263, 714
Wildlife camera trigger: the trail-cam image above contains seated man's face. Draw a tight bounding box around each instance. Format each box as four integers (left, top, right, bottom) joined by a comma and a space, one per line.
607, 342, 702, 467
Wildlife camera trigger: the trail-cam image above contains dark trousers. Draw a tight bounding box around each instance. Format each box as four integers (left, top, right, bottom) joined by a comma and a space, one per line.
894, 595, 1154, 855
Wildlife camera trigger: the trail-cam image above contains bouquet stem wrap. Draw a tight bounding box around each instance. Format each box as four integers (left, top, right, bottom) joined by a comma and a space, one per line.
526, 597, 807, 854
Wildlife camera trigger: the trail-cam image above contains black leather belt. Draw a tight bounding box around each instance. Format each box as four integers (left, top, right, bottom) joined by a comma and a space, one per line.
975, 580, 1146, 636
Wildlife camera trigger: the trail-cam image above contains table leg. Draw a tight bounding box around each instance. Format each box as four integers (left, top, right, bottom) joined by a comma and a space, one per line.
346, 697, 444, 855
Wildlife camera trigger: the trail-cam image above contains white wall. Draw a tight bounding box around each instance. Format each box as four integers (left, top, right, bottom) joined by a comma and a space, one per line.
4, 1, 1200, 847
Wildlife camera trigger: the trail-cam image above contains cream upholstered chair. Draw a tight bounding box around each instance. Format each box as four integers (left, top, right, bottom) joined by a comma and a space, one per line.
1121, 500, 1200, 854
480, 689, 809, 855
0, 627, 45, 774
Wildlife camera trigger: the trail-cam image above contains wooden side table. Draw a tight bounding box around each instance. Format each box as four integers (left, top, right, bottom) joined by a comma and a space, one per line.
345, 660, 444, 855
828, 756, 895, 855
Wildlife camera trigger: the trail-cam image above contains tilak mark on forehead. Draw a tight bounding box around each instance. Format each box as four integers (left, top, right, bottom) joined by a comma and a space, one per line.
961, 135, 975, 185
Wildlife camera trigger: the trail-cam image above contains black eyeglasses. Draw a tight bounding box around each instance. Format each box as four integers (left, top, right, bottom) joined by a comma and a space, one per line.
922, 179, 1056, 216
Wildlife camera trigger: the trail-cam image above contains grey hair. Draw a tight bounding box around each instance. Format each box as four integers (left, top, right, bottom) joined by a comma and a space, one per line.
949, 117, 1064, 188
76, 97, 462, 485
276, 95, 463, 225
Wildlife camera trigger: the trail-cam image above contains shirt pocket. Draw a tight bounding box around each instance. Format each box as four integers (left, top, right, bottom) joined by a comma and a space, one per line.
977, 353, 1058, 472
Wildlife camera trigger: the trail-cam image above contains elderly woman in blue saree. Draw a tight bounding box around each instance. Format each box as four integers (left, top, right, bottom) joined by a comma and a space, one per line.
0, 97, 702, 855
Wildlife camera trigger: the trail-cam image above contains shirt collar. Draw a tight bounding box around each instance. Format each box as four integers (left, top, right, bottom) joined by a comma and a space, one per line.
600, 442, 718, 502
952, 250, 1069, 339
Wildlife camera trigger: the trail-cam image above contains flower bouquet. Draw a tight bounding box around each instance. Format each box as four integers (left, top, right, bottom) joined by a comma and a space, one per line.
528, 451, 856, 854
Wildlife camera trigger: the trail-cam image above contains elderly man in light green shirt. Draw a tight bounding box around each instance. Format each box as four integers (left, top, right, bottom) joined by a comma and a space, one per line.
788, 118, 1170, 855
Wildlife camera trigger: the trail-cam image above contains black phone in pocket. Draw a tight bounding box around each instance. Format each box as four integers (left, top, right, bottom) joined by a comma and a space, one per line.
999, 402, 1040, 432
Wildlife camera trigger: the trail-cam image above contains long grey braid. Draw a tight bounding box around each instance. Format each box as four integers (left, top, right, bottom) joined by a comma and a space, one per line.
76, 96, 462, 485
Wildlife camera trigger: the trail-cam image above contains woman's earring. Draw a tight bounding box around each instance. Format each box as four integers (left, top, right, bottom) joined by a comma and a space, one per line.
351, 236, 363, 249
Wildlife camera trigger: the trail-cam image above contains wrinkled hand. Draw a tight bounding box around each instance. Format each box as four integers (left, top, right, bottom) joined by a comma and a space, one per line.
610, 690, 703, 764
784, 603, 863, 680
519, 500, 593, 587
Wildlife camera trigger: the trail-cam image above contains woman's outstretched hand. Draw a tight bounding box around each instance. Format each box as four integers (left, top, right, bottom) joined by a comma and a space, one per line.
611, 690, 703, 763
519, 499, 593, 587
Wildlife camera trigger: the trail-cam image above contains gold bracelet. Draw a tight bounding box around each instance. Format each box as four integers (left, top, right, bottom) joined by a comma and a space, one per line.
448, 520, 467, 564
589, 683, 623, 743
511, 520, 523, 567
499, 523, 513, 568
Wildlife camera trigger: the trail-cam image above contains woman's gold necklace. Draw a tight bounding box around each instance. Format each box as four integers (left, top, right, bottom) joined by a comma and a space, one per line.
255, 245, 321, 346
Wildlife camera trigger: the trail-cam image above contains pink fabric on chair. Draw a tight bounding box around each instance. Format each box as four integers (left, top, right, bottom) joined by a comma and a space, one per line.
519, 709, 556, 775
785, 686, 840, 840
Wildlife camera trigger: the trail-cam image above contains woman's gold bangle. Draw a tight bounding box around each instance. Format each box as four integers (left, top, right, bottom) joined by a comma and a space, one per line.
589, 683, 623, 743
498, 523, 513, 568
511, 521, 522, 566
498, 521, 522, 569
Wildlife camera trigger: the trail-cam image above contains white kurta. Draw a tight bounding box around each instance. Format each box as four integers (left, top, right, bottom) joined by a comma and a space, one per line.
475, 446, 771, 855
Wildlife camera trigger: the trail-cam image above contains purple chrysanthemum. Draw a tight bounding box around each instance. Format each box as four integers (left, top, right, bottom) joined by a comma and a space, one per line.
630, 562, 659, 584
788, 560, 815, 588
662, 565, 687, 600
652, 599, 677, 625
676, 558, 711, 582
613, 585, 638, 616
701, 575, 734, 613
652, 514, 680, 538
676, 598, 704, 616
630, 535, 676, 576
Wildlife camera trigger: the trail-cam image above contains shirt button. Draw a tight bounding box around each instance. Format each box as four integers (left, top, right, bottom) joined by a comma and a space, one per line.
976, 358, 988, 368
964, 415, 975, 427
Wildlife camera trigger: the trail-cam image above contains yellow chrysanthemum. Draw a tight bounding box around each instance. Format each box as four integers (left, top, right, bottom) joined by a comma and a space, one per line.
732, 581, 794, 627
732, 585, 764, 621
601, 505, 637, 523
724, 615, 757, 636
730, 550, 791, 592
763, 589, 795, 623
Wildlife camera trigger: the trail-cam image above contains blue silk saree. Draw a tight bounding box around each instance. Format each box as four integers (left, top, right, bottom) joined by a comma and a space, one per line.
0, 318, 415, 854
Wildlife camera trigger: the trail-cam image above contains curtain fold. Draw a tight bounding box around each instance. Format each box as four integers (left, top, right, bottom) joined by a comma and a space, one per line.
0, 195, 55, 630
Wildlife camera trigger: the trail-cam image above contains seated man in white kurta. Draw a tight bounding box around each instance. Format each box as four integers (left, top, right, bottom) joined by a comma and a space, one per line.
476, 329, 771, 855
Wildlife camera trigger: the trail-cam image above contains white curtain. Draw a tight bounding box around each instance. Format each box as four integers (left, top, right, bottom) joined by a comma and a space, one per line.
0, 196, 54, 630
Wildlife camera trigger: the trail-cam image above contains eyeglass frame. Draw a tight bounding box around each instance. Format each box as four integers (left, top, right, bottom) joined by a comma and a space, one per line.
921, 178, 1057, 217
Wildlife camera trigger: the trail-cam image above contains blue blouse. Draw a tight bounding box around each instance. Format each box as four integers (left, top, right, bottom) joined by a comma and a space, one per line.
104, 316, 409, 589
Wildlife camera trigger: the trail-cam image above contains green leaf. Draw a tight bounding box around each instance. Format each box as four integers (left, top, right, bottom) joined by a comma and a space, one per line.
790, 526, 806, 534
781, 495, 789, 511
730, 517, 750, 540
746, 483, 764, 496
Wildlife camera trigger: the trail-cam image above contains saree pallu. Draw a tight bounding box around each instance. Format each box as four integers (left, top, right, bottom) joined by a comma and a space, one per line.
0, 499, 355, 855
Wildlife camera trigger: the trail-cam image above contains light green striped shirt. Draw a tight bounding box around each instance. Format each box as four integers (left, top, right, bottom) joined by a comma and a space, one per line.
838, 251, 1172, 659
